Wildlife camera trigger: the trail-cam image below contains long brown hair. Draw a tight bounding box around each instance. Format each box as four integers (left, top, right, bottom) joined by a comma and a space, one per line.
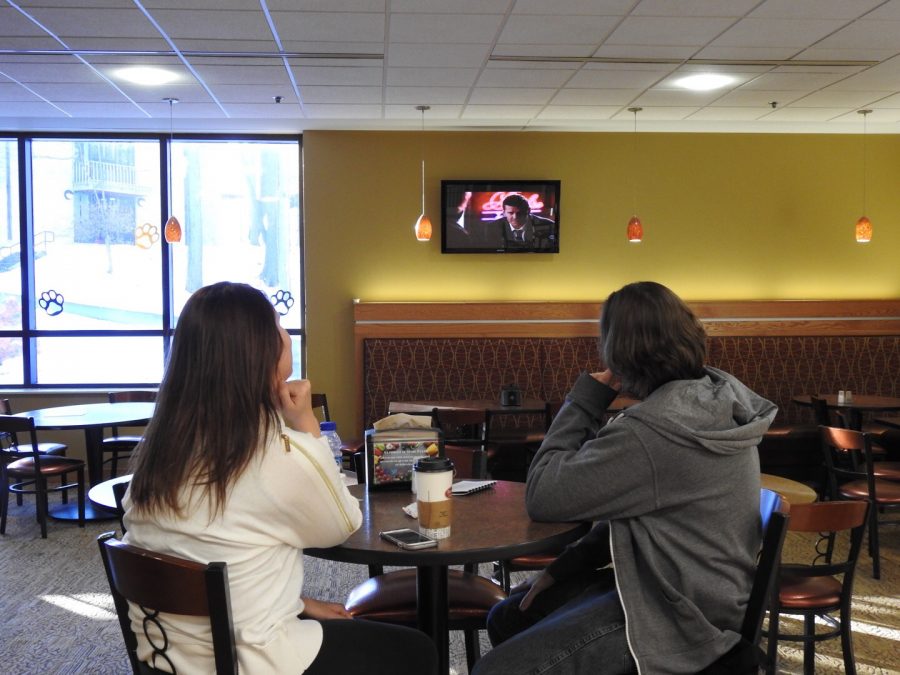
129, 282, 283, 516
600, 281, 706, 399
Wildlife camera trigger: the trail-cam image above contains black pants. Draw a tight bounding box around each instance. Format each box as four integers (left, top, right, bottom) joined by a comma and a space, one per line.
305, 619, 439, 675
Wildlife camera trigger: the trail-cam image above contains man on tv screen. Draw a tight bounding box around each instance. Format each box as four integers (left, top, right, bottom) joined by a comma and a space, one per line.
484, 194, 557, 250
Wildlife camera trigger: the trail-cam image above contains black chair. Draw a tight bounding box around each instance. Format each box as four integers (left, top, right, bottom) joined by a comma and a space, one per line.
431, 407, 490, 479
112, 479, 129, 533
820, 425, 900, 578
698, 488, 790, 674
312, 392, 363, 469
98, 531, 238, 675
763, 500, 869, 675
1, 414, 85, 538
1, 398, 68, 506
102, 391, 156, 478
345, 567, 507, 672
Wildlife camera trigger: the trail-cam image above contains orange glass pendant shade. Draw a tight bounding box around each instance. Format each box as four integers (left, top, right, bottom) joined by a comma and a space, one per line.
164, 215, 182, 243
627, 216, 643, 243
855, 216, 872, 243
414, 214, 432, 242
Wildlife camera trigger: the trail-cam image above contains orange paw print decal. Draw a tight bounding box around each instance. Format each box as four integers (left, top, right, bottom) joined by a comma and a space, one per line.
134, 223, 160, 250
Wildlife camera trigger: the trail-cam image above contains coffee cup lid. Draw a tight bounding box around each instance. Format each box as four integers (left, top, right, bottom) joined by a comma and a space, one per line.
414, 456, 454, 473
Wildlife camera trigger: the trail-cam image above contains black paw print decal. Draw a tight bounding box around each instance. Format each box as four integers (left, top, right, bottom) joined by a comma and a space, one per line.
39, 290, 65, 316
134, 223, 160, 250
271, 290, 294, 316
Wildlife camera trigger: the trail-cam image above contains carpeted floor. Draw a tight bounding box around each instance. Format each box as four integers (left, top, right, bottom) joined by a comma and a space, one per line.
1, 495, 897, 674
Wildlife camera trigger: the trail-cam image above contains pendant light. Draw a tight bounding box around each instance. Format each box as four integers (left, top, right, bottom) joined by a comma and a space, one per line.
626, 107, 643, 243
163, 97, 182, 244
855, 109, 872, 243
413, 105, 432, 242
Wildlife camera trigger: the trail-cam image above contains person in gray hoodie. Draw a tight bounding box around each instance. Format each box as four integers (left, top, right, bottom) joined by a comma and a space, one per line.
473, 281, 777, 675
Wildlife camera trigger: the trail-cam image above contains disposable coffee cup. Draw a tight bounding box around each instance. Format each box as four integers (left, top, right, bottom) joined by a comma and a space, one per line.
414, 456, 454, 539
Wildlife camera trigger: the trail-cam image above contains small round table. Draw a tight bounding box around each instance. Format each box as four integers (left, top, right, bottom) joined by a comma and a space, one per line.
792, 394, 900, 431
761, 473, 818, 506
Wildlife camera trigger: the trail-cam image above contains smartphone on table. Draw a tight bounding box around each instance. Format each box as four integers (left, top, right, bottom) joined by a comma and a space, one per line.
380, 528, 438, 550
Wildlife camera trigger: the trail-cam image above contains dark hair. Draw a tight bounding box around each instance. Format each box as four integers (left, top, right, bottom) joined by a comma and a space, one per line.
129, 282, 283, 516
600, 281, 706, 399
502, 194, 530, 212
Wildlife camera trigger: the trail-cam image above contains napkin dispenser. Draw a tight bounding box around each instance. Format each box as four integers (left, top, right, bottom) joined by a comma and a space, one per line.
364, 427, 443, 491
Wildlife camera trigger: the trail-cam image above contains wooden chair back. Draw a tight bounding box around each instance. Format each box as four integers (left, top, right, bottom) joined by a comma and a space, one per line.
431, 408, 490, 479
97, 532, 238, 675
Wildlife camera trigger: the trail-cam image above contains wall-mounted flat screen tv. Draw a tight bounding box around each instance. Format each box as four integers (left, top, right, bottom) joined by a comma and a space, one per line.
441, 180, 560, 254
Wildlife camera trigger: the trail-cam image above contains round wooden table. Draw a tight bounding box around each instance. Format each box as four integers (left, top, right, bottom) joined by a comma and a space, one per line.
792, 394, 900, 430
760, 473, 818, 506
306, 481, 589, 675
15, 402, 154, 520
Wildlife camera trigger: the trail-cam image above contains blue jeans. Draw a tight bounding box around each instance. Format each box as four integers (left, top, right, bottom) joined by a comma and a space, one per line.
473, 568, 635, 675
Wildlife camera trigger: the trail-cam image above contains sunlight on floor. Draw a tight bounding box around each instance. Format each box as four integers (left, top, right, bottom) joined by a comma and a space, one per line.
40, 592, 117, 620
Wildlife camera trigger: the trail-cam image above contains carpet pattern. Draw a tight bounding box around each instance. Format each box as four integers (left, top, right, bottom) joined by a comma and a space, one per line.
1, 495, 897, 674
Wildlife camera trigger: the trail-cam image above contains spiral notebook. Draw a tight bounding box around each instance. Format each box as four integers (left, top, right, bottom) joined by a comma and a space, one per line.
451, 480, 497, 496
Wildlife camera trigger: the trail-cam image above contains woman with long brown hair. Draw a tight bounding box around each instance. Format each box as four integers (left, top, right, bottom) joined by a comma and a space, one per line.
124, 281, 436, 674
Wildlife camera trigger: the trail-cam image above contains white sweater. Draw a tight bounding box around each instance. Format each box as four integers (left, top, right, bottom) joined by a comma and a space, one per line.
122, 423, 362, 673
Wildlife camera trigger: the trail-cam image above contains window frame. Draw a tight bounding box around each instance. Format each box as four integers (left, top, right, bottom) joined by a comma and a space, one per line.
0, 131, 305, 389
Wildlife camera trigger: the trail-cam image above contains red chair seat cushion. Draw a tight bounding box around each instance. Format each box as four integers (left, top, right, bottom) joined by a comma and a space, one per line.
778, 568, 842, 609
6, 456, 84, 477
346, 569, 506, 622
873, 461, 900, 480
506, 552, 559, 570
839, 479, 900, 503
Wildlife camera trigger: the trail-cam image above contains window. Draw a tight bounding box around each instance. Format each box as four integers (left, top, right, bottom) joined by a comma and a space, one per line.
0, 135, 303, 387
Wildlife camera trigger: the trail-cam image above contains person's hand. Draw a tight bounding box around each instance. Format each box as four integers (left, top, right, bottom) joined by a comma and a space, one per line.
300, 597, 353, 620
278, 379, 321, 435
518, 570, 556, 612
591, 369, 620, 391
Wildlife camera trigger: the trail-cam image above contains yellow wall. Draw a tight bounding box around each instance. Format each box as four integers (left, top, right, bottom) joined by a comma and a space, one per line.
305, 130, 900, 434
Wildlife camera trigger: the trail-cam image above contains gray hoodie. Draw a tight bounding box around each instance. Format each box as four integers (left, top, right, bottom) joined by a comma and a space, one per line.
526, 367, 777, 674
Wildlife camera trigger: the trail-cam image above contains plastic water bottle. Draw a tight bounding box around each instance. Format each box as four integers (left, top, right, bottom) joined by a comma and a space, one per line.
320, 421, 343, 470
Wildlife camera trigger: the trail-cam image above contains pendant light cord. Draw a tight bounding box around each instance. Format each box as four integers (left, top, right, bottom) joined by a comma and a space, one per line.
416, 105, 430, 214
628, 107, 642, 215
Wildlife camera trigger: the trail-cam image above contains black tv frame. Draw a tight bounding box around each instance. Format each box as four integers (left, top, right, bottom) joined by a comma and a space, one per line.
440, 179, 560, 254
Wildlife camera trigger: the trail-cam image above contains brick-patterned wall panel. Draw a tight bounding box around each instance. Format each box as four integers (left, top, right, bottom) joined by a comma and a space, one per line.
363, 338, 543, 429
707, 336, 900, 425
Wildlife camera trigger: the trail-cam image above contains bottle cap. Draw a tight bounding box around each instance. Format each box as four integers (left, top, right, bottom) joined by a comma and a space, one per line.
320, 421, 337, 431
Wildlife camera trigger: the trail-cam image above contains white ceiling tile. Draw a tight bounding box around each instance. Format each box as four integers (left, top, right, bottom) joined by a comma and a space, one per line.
687, 107, 769, 120
707, 88, 803, 107
513, 0, 633, 14
740, 72, 848, 90
493, 43, 596, 57
634, 89, 725, 105
120, 84, 217, 104
281, 41, 384, 54
0, 7, 53, 36
0, 101, 71, 116
460, 104, 543, 119
192, 64, 292, 85
633, 0, 757, 17
536, 105, 621, 119
303, 103, 383, 118
712, 18, 849, 48
271, 11, 385, 42
392, 0, 507, 11
227, 103, 306, 117
567, 68, 668, 88
0, 36, 66, 50
814, 20, 900, 50
173, 39, 281, 52
61, 37, 173, 51
551, 88, 640, 105
150, 10, 272, 40
55, 101, 153, 117
388, 43, 488, 68
384, 104, 463, 118
26, 82, 136, 101
298, 85, 382, 103
498, 15, 620, 45
592, 44, 698, 59
605, 16, 735, 46
610, 106, 698, 119
390, 14, 504, 44
795, 47, 898, 62
749, 0, 884, 20
692, 46, 803, 60
385, 86, 469, 103
202, 83, 299, 103
0, 82, 43, 102
763, 107, 848, 121
468, 87, 554, 104
387, 67, 479, 87
267, 0, 385, 9
476, 66, 573, 88
867, 0, 900, 20
791, 90, 886, 108
19, 7, 160, 39
0, 62, 101, 84
292, 65, 383, 86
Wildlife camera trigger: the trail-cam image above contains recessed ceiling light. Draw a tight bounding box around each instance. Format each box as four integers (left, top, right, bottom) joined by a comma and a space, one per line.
115, 67, 179, 86
675, 73, 735, 91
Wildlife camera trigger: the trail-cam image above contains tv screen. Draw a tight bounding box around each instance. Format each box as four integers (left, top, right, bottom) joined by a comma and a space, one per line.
441, 180, 560, 254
